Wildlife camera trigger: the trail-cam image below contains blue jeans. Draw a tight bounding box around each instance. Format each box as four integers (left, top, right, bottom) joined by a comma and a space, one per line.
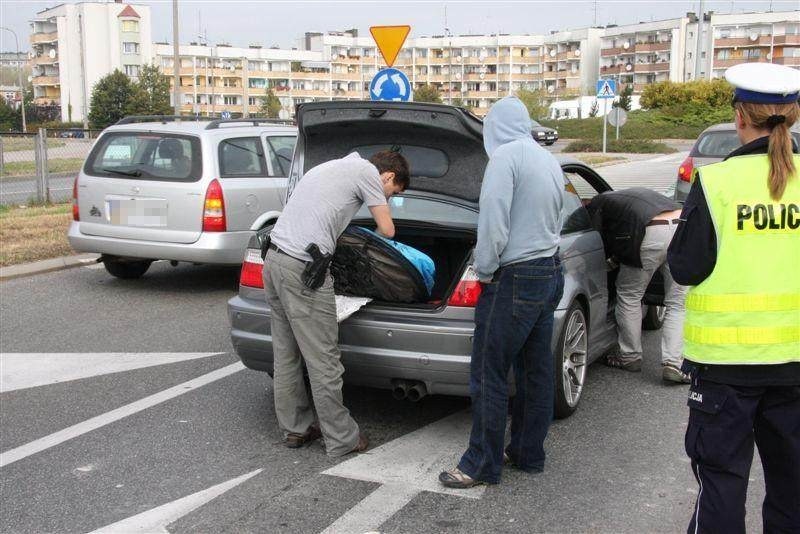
457, 255, 564, 484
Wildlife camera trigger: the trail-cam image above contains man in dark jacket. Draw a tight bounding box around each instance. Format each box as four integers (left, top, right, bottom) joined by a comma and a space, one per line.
587, 187, 689, 383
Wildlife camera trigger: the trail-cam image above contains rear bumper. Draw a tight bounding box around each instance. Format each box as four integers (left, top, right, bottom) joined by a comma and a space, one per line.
228, 294, 567, 397
68, 222, 252, 264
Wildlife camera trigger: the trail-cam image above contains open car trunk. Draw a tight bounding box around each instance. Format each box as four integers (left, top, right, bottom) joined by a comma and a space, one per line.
333, 222, 476, 309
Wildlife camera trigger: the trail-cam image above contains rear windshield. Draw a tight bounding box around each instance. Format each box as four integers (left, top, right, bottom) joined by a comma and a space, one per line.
85, 132, 202, 182
349, 145, 449, 178
355, 194, 477, 227
691, 131, 741, 158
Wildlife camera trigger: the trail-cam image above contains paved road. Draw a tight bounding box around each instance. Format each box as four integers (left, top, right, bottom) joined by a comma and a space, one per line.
0, 259, 767, 533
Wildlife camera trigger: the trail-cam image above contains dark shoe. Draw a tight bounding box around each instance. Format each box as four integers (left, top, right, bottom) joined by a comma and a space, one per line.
662, 363, 691, 384
438, 467, 485, 489
285, 424, 322, 449
605, 354, 642, 372
348, 433, 369, 454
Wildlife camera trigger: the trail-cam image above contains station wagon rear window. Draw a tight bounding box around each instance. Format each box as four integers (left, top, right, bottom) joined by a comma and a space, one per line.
350, 145, 449, 178
85, 132, 202, 182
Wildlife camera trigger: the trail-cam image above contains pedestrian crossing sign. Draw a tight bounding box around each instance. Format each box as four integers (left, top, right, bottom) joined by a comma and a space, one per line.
596, 79, 616, 99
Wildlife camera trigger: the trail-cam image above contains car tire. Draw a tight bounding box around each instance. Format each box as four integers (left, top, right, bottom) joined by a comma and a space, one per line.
554, 301, 589, 419
545, 141, 555, 146
642, 304, 665, 331
103, 258, 152, 279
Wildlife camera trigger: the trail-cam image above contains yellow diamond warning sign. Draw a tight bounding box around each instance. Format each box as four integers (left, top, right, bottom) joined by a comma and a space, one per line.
370, 25, 411, 68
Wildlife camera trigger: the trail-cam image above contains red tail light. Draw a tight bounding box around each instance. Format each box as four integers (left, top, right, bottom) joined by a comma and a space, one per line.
447, 265, 483, 307
240, 248, 264, 288
677, 156, 694, 183
202, 179, 226, 232
72, 177, 79, 221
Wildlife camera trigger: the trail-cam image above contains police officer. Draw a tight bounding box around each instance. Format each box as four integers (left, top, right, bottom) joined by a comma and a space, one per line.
668, 63, 800, 533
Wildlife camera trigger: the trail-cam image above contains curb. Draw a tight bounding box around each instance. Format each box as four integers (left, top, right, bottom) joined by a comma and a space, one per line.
0, 253, 100, 281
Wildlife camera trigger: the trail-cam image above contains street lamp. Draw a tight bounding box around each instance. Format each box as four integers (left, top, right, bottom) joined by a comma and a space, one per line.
1, 26, 28, 132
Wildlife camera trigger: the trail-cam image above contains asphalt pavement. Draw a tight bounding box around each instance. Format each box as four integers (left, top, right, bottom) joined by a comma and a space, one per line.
0, 257, 767, 533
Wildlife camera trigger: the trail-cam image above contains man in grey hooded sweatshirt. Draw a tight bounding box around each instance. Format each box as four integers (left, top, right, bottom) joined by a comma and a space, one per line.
440, 96, 565, 488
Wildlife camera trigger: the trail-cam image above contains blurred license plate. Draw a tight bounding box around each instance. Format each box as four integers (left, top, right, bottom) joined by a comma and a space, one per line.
107, 198, 167, 226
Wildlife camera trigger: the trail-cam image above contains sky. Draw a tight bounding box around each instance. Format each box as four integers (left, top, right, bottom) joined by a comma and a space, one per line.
1, 0, 796, 52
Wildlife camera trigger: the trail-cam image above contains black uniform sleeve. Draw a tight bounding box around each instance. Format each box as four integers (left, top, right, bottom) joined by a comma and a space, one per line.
667, 179, 717, 286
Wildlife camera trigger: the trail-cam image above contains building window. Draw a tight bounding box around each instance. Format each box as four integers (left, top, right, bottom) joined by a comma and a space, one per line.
248, 96, 262, 106
122, 42, 140, 54
223, 96, 238, 105
121, 20, 139, 33
124, 65, 140, 77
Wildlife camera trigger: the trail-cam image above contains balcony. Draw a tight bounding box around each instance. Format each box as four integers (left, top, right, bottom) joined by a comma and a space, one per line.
714, 35, 772, 48
511, 73, 540, 81
601, 64, 628, 74
33, 96, 60, 106
512, 56, 540, 65
290, 71, 331, 80
292, 89, 331, 97
556, 50, 581, 60
30, 31, 58, 44
330, 72, 362, 82
633, 84, 650, 93
712, 57, 769, 69
464, 90, 498, 98
634, 62, 670, 73
31, 55, 58, 65
31, 75, 59, 86
635, 41, 671, 53
774, 56, 800, 66
773, 35, 800, 46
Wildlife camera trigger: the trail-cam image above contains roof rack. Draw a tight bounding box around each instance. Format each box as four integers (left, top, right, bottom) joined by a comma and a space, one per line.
115, 115, 208, 125
204, 118, 295, 130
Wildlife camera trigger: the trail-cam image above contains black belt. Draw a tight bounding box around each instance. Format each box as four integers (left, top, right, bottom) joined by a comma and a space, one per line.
647, 218, 681, 226
268, 242, 305, 263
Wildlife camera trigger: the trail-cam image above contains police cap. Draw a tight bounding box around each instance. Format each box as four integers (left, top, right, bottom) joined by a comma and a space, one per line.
726, 63, 800, 105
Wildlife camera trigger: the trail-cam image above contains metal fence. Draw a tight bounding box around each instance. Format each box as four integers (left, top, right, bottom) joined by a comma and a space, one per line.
0, 129, 101, 206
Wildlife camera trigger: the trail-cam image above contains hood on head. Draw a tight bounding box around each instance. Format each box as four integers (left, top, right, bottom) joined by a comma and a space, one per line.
482, 96, 532, 157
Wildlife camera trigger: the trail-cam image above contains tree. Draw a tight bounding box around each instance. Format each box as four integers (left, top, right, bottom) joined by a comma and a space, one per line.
588, 99, 599, 117
127, 64, 171, 116
0, 98, 16, 130
413, 84, 442, 103
614, 84, 633, 111
88, 70, 138, 128
515, 88, 549, 120
259, 88, 282, 118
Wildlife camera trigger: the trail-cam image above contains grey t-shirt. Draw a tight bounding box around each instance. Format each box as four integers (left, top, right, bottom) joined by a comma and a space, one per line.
270, 152, 387, 261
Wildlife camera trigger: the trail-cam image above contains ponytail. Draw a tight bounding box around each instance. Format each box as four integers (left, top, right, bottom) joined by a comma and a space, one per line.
735, 101, 799, 200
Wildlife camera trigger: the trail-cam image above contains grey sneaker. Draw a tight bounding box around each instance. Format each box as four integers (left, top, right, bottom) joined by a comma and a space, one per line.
662, 364, 691, 384
605, 355, 642, 372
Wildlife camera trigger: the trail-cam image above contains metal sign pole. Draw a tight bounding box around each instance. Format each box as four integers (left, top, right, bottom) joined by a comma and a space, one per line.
615, 107, 620, 140
602, 99, 608, 154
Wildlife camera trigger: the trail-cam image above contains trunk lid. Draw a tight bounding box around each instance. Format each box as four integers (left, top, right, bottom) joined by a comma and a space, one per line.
289, 101, 487, 204
77, 130, 206, 244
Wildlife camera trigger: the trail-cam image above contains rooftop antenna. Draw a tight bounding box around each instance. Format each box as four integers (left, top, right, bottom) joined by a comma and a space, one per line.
593, 0, 598, 26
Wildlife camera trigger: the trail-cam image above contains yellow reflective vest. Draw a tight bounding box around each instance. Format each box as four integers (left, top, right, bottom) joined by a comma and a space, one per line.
684, 154, 800, 364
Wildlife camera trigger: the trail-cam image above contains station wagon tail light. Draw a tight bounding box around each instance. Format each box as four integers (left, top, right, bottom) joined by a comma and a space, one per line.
72, 177, 79, 221
448, 265, 483, 308
240, 248, 264, 288
677, 156, 694, 183
202, 179, 226, 232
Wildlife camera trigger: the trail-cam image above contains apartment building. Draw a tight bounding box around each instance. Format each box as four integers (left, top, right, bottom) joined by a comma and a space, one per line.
600, 18, 687, 93
707, 12, 800, 79
598, 10, 798, 95
29, 0, 153, 122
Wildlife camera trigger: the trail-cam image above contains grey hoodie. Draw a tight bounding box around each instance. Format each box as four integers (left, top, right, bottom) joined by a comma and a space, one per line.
473, 96, 564, 280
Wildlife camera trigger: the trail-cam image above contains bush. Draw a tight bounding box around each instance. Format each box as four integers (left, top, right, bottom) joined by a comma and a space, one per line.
564, 138, 677, 154
640, 79, 732, 110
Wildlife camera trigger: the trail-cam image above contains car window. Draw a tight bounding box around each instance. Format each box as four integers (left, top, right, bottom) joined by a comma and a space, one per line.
691, 131, 741, 158
219, 137, 267, 177
354, 194, 477, 227
86, 132, 201, 182
530, 120, 542, 127
561, 171, 595, 234
349, 145, 449, 178
265, 136, 296, 177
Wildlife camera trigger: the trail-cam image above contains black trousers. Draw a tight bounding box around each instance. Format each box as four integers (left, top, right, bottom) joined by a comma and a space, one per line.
685, 378, 800, 534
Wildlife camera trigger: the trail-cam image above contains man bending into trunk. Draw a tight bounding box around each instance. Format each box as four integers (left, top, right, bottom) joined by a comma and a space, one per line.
440, 96, 565, 488
263, 150, 409, 457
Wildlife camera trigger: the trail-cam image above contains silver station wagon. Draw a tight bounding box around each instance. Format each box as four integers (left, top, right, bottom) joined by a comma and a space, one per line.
68, 117, 296, 278
228, 101, 663, 418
